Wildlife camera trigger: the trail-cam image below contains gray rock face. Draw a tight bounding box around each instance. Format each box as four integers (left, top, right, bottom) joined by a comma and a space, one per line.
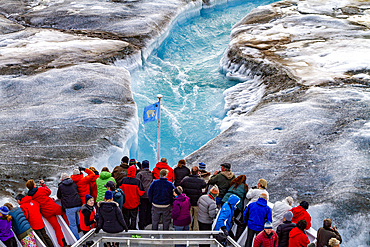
187, 0, 370, 213
0, 63, 136, 192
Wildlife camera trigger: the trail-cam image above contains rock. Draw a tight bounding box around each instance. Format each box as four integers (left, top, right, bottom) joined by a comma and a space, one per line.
0, 15, 24, 34
0, 63, 137, 193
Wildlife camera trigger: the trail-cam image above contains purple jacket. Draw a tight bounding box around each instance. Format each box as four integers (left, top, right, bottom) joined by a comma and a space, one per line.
0, 218, 14, 241
172, 194, 191, 227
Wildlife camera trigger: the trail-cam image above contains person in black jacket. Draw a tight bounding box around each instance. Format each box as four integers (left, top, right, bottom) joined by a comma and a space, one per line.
174, 159, 190, 187
57, 173, 83, 240
276, 211, 296, 247
180, 166, 206, 231
95, 191, 128, 233
136, 160, 154, 230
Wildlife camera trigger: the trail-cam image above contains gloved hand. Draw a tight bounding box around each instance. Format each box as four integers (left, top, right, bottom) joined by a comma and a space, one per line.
79, 166, 85, 172
252, 186, 257, 189
94, 228, 100, 234
124, 228, 128, 232
220, 226, 228, 236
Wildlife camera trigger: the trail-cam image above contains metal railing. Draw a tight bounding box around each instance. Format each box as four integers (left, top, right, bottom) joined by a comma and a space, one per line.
72, 230, 241, 247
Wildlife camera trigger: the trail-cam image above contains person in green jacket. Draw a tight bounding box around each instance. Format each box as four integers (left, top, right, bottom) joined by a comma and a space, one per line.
208, 163, 235, 206
96, 167, 116, 202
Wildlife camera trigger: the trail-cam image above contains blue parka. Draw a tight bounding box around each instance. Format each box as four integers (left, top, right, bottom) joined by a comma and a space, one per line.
9, 207, 32, 240
243, 197, 272, 231
214, 194, 240, 231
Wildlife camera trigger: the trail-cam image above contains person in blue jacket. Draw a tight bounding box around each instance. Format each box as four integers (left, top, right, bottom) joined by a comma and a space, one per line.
243, 193, 272, 247
214, 194, 240, 238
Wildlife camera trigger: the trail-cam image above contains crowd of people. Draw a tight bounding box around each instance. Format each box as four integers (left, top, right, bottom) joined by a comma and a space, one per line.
0, 157, 343, 247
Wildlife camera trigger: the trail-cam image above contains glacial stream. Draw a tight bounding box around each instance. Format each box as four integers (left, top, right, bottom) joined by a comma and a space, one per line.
130, 0, 276, 167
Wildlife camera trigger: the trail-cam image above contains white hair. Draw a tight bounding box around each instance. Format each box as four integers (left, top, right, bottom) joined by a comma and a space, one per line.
285, 196, 294, 206
60, 173, 69, 181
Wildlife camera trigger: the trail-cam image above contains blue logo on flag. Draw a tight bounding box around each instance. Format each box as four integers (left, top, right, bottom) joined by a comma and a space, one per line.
143, 102, 159, 124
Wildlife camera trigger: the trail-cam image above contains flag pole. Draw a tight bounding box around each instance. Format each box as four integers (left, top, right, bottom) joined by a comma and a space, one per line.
156, 94, 163, 163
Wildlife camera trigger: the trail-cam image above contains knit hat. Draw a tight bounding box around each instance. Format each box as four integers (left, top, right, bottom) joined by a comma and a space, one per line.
258, 178, 267, 189
284, 211, 293, 221
0, 206, 9, 215
104, 190, 113, 200
73, 169, 80, 175
210, 185, 219, 195
85, 194, 93, 203
129, 159, 136, 166
104, 181, 115, 188
142, 160, 149, 169
173, 186, 183, 195
264, 221, 273, 229
199, 162, 206, 170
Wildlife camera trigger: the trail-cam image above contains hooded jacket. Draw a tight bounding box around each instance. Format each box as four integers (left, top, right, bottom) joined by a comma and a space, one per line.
19, 196, 44, 230
253, 230, 279, 247
288, 227, 310, 247
290, 206, 311, 230
57, 178, 83, 210
118, 166, 145, 209
112, 163, 129, 185
152, 162, 175, 182
97, 201, 128, 233
27, 184, 61, 218
180, 174, 207, 206
90, 171, 99, 202
246, 188, 269, 206
172, 193, 191, 226
197, 193, 217, 224
8, 207, 32, 240
96, 171, 116, 202
174, 165, 190, 187
244, 197, 272, 231
136, 169, 154, 199
208, 171, 235, 198
0, 217, 14, 242
70, 168, 95, 203
272, 198, 292, 230
112, 188, 125, 211
222, 183, 247, 211
276, 220, 296, 247
214, 194, 240, 231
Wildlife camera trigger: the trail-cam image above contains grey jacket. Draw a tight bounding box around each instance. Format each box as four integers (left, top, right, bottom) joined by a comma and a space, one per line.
197, 194, 218, 224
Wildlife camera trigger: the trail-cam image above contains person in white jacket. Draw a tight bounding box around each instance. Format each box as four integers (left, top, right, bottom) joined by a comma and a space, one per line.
272, 196, 293, 230
246, 179, 269, 206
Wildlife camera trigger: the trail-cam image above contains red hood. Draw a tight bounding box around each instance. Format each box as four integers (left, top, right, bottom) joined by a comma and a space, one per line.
292, 205, 306, 218
127, 165, 137, 178
155, 162, 170, 170
19, 195, 33, 205
289, 227, 304, 238
71, 173, 83, 183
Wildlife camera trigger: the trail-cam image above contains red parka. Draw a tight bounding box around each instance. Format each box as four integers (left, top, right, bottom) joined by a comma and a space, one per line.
27, 184, 62, 218
152, 162, 175, 182
118, 166, 145, 209
90, 172, 99, 202
290, 206, 311, 230
71, 168, 95, 203
289, 227, 310, 247
19, 196, 45, 230
253, 230, 279, 247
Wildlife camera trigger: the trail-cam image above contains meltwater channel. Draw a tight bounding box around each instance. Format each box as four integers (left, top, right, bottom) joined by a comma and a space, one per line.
130, 0, 276, 167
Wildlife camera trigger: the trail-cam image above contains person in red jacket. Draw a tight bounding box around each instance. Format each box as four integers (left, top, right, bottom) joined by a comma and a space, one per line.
152, 158, 175, 183
26, 179, 66, 247
80, 195, 96, 234
88, 167, 99, 202
70, 167, 95, 204
290, 201, 311, 230
16, 194, 54, 247
253, 221, 278, 247
289, 220, 310, 247
118, 165, 145, 230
